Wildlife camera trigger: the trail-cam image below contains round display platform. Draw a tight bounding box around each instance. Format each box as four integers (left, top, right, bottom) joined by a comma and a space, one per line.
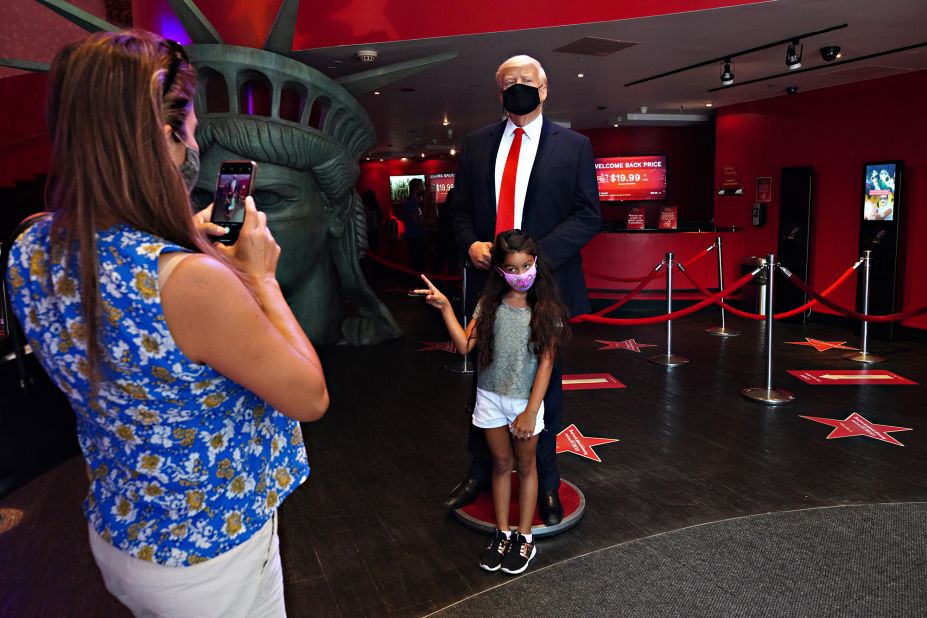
451, 476, 585, 537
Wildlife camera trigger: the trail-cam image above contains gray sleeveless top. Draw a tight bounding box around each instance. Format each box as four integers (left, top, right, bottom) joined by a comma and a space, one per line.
475, 300, 538, 398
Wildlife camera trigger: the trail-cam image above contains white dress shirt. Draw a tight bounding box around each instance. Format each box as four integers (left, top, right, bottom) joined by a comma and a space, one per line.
494, 114, 543, 230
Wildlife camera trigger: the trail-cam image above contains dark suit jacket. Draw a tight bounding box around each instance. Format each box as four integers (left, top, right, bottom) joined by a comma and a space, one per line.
451, 117, 601, 316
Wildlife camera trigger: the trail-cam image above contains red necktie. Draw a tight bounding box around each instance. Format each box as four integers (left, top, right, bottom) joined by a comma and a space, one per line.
496, 127, 525, 237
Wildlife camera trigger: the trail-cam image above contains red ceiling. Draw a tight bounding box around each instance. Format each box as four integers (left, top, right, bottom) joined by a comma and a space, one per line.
132, 0, 769, 50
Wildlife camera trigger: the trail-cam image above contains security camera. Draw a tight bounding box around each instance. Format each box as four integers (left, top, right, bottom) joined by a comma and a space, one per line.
820, 46, 841, 62
786, 86, 799, 95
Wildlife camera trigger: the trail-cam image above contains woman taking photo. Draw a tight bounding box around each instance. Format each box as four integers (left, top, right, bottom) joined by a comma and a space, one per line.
5, 30, 328, 617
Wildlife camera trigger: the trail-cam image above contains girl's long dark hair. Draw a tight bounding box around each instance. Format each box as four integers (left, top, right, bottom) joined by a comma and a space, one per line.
475, 230, 570, 368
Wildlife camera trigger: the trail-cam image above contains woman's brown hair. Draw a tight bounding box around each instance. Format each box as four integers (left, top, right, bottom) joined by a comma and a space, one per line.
474, 229, 570, 369
45, 30, 208, 385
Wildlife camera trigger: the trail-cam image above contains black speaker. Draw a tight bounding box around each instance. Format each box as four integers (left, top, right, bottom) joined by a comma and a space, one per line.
776, 166, 813, 322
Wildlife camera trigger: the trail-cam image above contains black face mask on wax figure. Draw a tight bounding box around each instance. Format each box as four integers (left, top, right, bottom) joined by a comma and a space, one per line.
502, 83, 541, 116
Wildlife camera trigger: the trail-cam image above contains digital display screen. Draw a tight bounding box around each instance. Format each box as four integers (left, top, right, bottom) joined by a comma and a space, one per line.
863, 163, 897, 221
389, 175, 425, 202
212, 169, 253, 224
428, 173, 455, 204
595, 155, 667, 201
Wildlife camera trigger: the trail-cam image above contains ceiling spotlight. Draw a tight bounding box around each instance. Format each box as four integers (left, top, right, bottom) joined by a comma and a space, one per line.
820, 45, 842, 61
577, 73, 584, 78
786, 86, 799, 95
720, 60, 734, 86
373, 91, 381, 95
705, 102, 713, 107
420, 153, 425, 158
450, 147, 456, 156
786, 41, 803, 70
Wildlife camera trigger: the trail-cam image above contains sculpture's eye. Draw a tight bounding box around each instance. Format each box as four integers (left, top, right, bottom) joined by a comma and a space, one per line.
252, 189, 285, 210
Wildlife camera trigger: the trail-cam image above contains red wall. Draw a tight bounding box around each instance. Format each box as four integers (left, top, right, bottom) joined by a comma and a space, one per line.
713, 69, 927, 329
358, 125, 715, 225
0, 73, 51, 187
580, 125, 715, 225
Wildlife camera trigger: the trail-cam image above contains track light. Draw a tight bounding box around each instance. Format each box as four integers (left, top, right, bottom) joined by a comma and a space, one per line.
720, 60, 734, 86
786, 41, 803, 70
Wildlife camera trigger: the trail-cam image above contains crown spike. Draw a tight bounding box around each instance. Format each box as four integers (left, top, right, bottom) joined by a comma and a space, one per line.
263, 0, 299, 54
35, 0, 118, 33
167, 0, 224, 44
0, 58, 51, 73
335, 51, 458, 96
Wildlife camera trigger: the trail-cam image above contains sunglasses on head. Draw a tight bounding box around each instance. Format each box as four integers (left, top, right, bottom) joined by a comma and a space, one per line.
162, 39, 189, 97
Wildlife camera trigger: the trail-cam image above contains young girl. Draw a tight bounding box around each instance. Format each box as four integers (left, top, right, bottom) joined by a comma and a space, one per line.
417, 229, 570, 575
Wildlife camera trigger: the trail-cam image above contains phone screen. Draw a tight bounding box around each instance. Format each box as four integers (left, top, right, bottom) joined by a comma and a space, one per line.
210, 160, 256, 243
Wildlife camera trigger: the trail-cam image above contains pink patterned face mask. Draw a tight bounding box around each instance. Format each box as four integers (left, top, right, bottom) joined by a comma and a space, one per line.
496, 258, 537, 292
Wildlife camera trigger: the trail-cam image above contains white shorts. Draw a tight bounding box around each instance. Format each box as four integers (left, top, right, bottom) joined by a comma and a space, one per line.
88, 513, 285, 618
472, 387, 545, 436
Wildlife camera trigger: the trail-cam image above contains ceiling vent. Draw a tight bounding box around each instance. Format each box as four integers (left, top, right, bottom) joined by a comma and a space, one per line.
553, 37, 637, 57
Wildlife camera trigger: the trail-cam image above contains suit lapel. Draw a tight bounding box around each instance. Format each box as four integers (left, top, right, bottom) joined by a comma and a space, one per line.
487, 120, 506, 208
524, 118, 558, 219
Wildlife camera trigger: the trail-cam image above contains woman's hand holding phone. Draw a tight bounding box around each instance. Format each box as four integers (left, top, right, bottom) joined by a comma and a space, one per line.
214, 197, 280, 293
192, 203, 229, 237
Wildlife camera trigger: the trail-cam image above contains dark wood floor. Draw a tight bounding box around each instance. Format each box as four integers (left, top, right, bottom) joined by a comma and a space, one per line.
1, 262, 925, 616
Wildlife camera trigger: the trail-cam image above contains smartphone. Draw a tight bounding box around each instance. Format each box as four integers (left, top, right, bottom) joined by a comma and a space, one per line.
210, 160, 257, 244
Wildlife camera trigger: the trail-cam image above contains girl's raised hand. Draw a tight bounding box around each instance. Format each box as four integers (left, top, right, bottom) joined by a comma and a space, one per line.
414, 274, 450, 311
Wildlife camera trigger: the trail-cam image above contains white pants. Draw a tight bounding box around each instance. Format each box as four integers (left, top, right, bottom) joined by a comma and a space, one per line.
88, 514, 285, 618
472, 387, 545, 436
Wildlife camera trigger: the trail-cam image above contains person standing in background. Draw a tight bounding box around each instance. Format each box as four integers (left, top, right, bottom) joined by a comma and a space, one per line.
403, 177, 427, 271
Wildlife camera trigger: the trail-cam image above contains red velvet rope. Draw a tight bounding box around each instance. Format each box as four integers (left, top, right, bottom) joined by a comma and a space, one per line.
584, 243, 715, 283
782, 270, 927, 322
591, 264, 664, 316
571, 269, 759, 325
677, 264, 859, 321
365, 250, 462, 282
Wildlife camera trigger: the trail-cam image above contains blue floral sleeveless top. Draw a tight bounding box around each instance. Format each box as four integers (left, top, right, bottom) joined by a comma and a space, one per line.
6, 219, 309, 566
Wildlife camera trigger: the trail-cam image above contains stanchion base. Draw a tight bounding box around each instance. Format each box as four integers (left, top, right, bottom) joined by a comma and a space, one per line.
444, 363, 474, 374
706, 326, 741, 337
649, 354, 689, 367
451, 476, 585, 538
741, 387, 795, 405
843, 352, 885, 364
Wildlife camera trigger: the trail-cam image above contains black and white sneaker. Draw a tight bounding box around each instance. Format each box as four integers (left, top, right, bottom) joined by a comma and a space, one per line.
501, 532, 536, 575
478, 529, 510, 572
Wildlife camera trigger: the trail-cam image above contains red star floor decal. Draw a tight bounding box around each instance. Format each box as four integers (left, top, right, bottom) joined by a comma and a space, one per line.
595, 339, 657, 353
417, 341, 457, 353
800, 412, 913, 446
786, 337, 858, 352
556, 424, 619, 462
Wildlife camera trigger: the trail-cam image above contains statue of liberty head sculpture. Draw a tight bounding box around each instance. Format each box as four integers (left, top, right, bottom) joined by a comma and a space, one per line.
9, 0, 456, 345
186, 42, 396, 345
